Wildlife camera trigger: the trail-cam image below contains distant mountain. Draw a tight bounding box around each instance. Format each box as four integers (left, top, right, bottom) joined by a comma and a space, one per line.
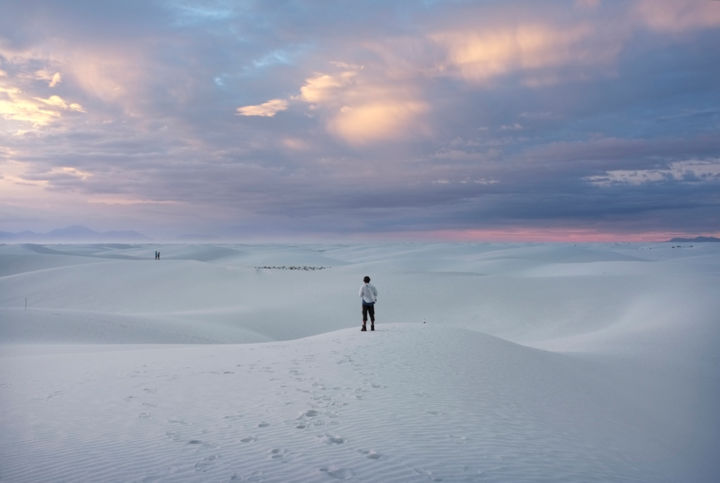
0, 225, 149, 242
668, 236, 720, 243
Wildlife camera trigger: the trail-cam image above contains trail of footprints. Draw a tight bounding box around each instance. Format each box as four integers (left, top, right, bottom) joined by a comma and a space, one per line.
124, 347, 389, 480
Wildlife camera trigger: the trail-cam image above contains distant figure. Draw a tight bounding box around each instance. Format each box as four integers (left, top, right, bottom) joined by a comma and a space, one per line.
359, 275, 378, 331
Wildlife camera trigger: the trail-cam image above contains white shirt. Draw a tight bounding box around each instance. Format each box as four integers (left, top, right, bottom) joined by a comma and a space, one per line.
359, 283, 378, 304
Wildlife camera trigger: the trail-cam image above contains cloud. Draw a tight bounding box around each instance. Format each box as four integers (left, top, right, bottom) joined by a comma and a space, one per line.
2, 0, 719, 239
36, 95, 85, 112
0, 85, 58, 127
634, 0, 720, 33
328, 99, 429, 145
282, 137, 311, 151
34, 70, 62, 87
587, 159, 720, 186
299, 69, 359, 104
0, 85, 85, 130
64, 50, 143, 108
48, 166, 93, 181
0, 160, 50, 190
87, 196, 180, 206
49, 72, 62, 87
236, 98, 289, 117
240, 62, 429, 144
430, 23, 617, 85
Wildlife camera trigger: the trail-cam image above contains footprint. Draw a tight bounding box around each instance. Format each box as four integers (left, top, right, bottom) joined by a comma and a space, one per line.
319, 467, 354, 480
359, 449, 382, 460
223, 414, 244, 421
299, 409, 319, 418
257, 422, 270, 428
267, 448, 289, 461
194, 454, 219, 471
240, 436, 257, 443
321, 434, 345, 445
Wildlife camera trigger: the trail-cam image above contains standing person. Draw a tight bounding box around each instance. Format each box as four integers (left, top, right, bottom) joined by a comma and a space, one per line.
359, 275, 378, 331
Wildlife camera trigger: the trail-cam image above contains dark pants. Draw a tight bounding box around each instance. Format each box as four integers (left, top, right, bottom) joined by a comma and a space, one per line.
362, 303, 375, 323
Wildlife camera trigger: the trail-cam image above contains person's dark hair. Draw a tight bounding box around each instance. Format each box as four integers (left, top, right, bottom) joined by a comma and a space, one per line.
363, 276, 371, 283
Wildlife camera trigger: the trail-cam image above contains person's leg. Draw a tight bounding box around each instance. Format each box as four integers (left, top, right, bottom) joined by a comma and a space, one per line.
361, 305, 368, 331
369, 305, 375, 330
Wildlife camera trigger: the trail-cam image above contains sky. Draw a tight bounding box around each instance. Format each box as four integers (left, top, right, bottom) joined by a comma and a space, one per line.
1, 0, 719, 242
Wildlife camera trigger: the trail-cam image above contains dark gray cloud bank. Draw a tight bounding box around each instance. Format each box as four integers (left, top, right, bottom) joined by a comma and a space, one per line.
1, 0, 719, 241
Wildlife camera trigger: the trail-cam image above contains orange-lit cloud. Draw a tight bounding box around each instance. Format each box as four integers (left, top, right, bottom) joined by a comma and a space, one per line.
430, 24, 613, 85
242, 63, 429, 144
0, 43, 148, 119
634, 0, 720, 33
297, 66, 428, 144
236, 98, 288, 117
48, 166, 93, 180
34, 69, 62, 87
0, 160, 92, 188
328, 99, 429, 145
0, 84, 85, 130
0, 85, 60, 127
69, 58, 129, 102
44, 47, 150, 115
282, 137, 311, 151
299, 69, 358, 104
0, 51, 85, 131
0, 159, 175, 209
36, 95, 85, 112
0, 160, 50, 190
49, 72, 62, 87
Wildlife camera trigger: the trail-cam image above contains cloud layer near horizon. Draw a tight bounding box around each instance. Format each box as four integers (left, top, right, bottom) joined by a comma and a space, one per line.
1, 0, 719, 241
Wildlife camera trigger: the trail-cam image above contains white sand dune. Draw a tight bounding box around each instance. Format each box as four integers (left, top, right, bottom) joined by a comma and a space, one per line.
1, 242, 719, 481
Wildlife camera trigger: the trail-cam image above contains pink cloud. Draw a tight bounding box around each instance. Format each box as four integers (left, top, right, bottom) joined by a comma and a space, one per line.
429, 23, 620, 86
634, 0, 720, 33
